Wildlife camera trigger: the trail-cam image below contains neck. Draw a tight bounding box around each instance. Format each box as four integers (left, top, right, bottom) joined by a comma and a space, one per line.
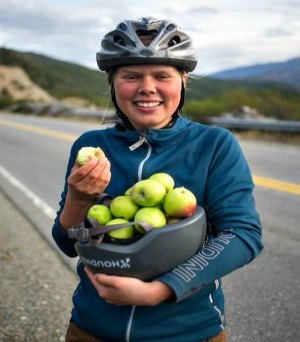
115, 111, 180, 131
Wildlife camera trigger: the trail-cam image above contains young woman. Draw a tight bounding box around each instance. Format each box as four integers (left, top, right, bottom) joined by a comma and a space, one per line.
52, 17, 263, 342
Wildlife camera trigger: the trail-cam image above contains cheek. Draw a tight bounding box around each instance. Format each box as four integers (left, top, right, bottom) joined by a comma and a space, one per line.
165, 83, 182, 104
115, 84, 135, 105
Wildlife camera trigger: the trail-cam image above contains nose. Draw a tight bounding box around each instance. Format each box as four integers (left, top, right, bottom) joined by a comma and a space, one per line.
138, 76, 156, 95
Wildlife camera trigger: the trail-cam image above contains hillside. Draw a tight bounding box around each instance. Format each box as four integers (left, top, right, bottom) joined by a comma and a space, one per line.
0, 65, 55, 103
0, 47, 109, 106
0, 47, 299, 121
211, 57, 300, 89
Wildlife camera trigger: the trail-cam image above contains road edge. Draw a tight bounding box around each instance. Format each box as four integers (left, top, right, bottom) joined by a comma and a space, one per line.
0, 164, 78, 273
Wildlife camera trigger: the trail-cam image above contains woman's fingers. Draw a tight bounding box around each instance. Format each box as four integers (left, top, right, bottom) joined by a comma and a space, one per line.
68, 157, 111, 198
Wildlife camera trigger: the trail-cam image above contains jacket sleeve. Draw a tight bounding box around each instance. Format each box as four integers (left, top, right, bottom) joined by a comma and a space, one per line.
156, 129, 263, 302
51, 139, 80, 257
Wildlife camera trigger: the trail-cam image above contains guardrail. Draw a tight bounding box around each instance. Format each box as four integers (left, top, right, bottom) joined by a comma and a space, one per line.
9, 102, 116, 121
205, 117, 300, 133
7, 102, 300, 133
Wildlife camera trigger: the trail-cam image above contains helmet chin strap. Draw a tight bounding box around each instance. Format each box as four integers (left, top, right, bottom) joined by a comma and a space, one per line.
111, 81, 185, 131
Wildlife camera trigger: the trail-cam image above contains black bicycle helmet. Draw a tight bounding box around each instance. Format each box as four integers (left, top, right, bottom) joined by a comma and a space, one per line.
68, 206, 207, 280
96, 17, 198, 72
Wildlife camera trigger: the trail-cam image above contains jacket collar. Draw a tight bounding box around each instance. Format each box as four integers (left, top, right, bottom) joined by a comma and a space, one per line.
109, 116, 191, 145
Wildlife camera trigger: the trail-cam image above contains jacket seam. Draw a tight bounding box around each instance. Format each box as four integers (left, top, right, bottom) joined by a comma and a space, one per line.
209, 280, 226, 329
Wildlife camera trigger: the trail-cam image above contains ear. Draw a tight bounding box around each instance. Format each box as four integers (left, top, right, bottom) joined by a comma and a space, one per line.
182, 72, 189, 88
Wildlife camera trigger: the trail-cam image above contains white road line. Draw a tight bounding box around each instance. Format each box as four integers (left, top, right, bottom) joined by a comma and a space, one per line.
0, 164, 56, 220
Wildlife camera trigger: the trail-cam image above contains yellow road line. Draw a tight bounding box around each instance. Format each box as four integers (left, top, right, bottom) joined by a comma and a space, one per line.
0, 118, 77, 141
1, 117, 300, 195
253, 175, 300, 195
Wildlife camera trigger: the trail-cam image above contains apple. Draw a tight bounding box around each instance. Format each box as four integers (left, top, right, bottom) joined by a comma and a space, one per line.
149, 172, 175, 192
134, 207, 167, 234
109, 195, 139, 220
163, 187, 197, 218
87, 204, 113, 225
131, 179, 166, 207
76, 146, 105, 166
124, 186, 133, 196
106, 218, 135, 239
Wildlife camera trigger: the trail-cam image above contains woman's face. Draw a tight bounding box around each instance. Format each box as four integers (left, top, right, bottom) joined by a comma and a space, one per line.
113, 65, 186, 130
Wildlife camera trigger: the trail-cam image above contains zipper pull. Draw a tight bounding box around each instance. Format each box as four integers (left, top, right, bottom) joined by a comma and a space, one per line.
129, 135, 146, 151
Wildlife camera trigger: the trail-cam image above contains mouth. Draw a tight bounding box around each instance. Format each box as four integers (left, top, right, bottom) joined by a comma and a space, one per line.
135, 101, 161, 108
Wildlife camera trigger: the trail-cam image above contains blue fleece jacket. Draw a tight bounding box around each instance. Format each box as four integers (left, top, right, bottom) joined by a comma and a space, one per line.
52, 117, 263, 341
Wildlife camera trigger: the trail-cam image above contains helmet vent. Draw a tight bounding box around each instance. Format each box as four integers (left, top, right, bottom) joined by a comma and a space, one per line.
168, 35, 181, 47
113, 35, 125, 46
166, 23, 175, 32
136, 29, 158, 46
118, 23, 127, 31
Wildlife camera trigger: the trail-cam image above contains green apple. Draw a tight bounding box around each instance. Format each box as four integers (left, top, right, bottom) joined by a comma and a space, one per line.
109, 195, 139, 220
124, 186, 133, 196
106, 218, 134, 239
134, 207, 167, 234
149, 172, 175, 192
163, 187, 197, 218
87, 204, 113, 225
131, 179, 166, 207
76, 146, 105, 166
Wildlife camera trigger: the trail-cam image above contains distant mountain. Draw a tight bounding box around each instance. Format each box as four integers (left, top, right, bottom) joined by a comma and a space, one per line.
211, 57, 300, 89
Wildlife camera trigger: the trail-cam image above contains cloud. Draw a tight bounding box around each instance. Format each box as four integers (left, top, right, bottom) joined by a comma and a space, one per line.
1, 0, 299, 74
264, 28, 291, 37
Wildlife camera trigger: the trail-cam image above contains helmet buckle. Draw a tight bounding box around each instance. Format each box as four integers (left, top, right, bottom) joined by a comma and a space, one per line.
68, 227, 90, 243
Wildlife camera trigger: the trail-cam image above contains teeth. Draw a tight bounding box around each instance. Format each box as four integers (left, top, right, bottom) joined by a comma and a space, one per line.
136, 102, 160, 108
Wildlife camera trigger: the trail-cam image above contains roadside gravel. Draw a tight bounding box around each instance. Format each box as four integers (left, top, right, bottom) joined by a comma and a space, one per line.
0, 191, 78, 342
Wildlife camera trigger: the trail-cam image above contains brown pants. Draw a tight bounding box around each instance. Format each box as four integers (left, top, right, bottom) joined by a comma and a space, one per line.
65, 322, 107, 342
65, 321, 228, 342
206, 329, 227, 342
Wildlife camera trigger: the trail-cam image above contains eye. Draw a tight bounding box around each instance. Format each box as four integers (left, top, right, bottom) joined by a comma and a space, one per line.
157, 73, 171, 80
124, 74, 138, 81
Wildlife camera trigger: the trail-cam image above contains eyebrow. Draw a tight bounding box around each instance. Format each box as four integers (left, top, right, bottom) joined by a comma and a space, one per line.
119, 69, 141, 74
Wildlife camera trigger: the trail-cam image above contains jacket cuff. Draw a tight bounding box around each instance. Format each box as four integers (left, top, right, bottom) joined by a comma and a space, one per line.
52, 219, 78, 257
155, 272, 189, 303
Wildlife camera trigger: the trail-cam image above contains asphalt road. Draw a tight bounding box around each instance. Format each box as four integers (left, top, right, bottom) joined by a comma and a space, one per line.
0, 111, 299, 341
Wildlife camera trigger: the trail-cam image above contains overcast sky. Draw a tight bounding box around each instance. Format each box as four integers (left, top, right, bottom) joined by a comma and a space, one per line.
1, 0, 299, 76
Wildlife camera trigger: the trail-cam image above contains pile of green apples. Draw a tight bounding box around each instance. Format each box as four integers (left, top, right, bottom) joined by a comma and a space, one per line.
87, 172, 197, 243
76, 147, 197, 243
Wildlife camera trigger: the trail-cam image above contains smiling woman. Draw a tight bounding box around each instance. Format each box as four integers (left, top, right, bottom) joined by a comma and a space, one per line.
52, 17, 263, 342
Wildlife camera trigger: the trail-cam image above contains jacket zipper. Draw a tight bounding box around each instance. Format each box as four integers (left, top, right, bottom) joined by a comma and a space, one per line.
129, 132, 152, 180
129, 135, 146, 151
126, 305, 136, 342
125, 132, 152, 342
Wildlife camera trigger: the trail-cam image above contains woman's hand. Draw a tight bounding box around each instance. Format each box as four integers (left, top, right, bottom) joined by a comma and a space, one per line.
67, 157, 111, 202
85, 268, 174, 306
60, 157, 111, 230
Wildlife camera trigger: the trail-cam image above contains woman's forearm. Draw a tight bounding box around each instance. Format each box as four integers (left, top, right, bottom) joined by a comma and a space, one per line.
59, 193, 94, 231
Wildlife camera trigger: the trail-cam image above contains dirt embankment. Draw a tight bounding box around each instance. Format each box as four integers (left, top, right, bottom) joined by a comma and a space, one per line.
0, 65, 55, 103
